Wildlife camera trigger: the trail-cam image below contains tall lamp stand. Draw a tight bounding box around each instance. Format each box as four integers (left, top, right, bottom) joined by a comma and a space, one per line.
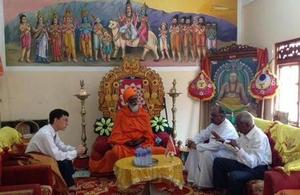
167, 79, 182, 139
74, 80, 89, 159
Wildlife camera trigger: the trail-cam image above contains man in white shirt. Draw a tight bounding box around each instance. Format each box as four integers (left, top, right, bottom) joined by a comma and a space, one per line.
26, 108, 86, 187
213, 111, 271, 195
185, 105, 239, 189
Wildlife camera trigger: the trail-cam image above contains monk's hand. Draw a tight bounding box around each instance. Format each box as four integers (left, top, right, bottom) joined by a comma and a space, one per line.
211, 131, 225, 143
125, 137, 146, 147
125, 140, 137, 147
135, 136, 146, 146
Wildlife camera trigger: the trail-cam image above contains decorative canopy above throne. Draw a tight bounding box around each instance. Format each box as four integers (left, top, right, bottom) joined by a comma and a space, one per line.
98, 57, 165, 119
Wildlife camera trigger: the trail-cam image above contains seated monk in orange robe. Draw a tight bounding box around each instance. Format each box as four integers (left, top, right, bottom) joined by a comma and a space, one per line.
89, 87, 166, 173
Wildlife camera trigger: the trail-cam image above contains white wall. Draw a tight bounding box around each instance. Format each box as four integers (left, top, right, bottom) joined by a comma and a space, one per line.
0, 0, 201, 151
0, 70, 200, 151
241, 0, 300, 57
240, 0, 300, 119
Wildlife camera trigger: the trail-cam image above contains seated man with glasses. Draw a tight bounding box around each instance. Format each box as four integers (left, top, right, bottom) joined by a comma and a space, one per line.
185, 105, 239, 190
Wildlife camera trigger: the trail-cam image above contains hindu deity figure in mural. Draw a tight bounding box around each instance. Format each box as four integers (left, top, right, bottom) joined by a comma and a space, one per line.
183, 16, 194, 62
119, 0, 138, 41
206, 22, 217, 53
217, 71, 249, 112
169, 15, 181, 62
158, 22, 171, 60
137, 3, 149, 46
191, 16, 199, 62
61, 9, 77, 63
33, 11, 50, 63
197, 16, 207, 60
93, 17, 104, 61
49, 13, 63, 62
109, 0, 159, 61
179, 16, 185, 58
18, 14, 32, 63
79, 9, 93, 62
101, 29, 113, 62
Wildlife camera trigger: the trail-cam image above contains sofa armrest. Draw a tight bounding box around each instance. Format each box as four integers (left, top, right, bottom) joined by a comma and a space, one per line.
263, 170, 300, 195
2, 164, 53, 186
0, 184, 42, 195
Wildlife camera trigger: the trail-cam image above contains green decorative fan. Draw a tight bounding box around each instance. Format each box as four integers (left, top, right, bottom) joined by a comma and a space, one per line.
151, 116, 169, 133
94, 117, 114, 136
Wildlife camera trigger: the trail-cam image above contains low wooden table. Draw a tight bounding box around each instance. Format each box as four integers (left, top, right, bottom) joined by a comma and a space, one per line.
114, 154, 184, 195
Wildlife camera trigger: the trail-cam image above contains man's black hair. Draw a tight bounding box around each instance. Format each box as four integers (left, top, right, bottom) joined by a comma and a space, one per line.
49, 109, 69, 124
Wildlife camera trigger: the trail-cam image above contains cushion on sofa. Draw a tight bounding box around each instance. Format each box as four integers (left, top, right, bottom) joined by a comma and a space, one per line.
284, 159, 300, 173
0, 154, 2, 185
155, 132, 170, 148
266, 132, 284, 167
254, 119, 284, 167
254, 117, 275, 133
274, 124, 300, 162
264, 169, 300, 195
275, 189, 300, 195
0, 127, 22, 150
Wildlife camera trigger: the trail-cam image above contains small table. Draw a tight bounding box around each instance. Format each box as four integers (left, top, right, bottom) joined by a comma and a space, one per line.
114, 154, 184, 194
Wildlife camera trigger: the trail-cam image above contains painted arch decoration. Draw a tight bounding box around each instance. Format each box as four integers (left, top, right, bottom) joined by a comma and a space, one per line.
209, 44, 259, 113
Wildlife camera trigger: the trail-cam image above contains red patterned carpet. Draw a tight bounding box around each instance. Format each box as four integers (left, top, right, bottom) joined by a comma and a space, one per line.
75, 177, 216, 195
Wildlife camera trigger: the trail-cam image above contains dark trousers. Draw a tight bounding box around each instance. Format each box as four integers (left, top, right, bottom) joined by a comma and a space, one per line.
57, 159, 75, 187
213, 157, 268, 195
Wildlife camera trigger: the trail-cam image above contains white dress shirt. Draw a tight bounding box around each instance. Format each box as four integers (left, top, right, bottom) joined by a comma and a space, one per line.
25, 124, 77, 161
236, 126, 272, 168
185, 118, 239, 188
192, 118, 239, 151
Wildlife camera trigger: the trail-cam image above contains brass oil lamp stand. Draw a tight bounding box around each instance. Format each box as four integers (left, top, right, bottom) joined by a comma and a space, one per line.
167, 79, 181, 139
74, 80, 89, 158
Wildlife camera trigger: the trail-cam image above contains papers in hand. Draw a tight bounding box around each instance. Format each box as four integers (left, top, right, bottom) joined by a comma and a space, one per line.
223, 141, 239, 153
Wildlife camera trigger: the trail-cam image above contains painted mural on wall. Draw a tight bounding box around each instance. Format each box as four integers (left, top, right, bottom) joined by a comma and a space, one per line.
211, 58, 258, 113
4, 0, 237, 67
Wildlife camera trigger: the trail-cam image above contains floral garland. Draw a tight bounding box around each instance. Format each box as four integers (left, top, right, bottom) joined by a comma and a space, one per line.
151, 116, 170, 133
94, 117, 114, 136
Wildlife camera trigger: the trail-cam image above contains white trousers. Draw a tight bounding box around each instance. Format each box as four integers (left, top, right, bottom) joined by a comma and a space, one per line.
185, 149, 236, 188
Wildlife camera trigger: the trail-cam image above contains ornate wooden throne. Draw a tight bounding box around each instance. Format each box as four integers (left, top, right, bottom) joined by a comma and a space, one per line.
91, 58, 171, 168
98, 57, 165, 119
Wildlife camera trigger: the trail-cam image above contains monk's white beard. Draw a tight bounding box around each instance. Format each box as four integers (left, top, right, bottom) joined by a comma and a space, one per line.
129, 104, 139, 113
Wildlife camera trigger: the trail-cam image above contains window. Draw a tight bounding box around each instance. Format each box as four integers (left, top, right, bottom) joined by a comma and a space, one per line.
275, 38, 300, 126
277, 64, 299, 125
